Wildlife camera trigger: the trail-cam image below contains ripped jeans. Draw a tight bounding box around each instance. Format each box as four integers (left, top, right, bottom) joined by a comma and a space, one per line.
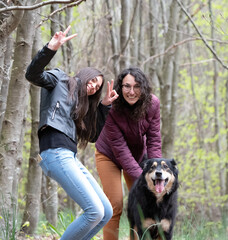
40, 148, 113, 240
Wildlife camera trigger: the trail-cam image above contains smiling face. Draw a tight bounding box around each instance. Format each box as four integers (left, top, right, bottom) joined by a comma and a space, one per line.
122, 74, 141, 105
87, 76, 103, 96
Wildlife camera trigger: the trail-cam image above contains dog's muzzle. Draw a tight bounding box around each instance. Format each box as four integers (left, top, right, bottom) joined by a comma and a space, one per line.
153, 171, 168, 193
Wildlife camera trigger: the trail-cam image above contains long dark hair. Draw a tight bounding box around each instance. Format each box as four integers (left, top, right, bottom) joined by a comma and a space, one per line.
68, 67, 104, 149
112, 67, 152, 120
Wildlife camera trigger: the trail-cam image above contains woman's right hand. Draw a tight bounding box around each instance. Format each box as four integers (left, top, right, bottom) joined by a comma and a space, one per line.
101, 79, 119, 106
48, 25, 77, 51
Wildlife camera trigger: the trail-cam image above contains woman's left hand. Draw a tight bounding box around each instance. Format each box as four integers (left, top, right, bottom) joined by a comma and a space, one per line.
101, 79, 119, 106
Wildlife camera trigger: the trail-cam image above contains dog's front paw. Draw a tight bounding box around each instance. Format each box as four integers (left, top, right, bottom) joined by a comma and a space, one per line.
161, 218, 171, 232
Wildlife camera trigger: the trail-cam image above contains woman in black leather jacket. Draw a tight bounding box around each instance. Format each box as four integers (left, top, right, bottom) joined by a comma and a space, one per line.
25, 26, 118, 240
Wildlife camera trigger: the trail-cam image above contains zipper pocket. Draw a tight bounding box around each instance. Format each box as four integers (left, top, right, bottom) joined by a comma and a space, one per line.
51, 101, 60, 120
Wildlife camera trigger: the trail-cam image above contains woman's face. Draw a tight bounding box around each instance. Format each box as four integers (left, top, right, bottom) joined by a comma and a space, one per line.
87, 76, 103, 96
122, 74, 141, 105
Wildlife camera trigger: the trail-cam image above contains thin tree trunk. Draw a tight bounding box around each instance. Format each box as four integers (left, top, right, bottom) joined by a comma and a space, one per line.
186, 22, 213, 219
225, 77, 228, 214
208, 0, 225, 196
105, 0, 120, 77
40, 9, 61, 227
160, 0, 180, 158
21, 24, 42, 234
120, 0, 130, 70
130, 0, 139, 66
85, 1, 95, 67
148, 0, 159, 88
49, 4, 60, 69
138, 0, 145, 64
0, 35, 14, 132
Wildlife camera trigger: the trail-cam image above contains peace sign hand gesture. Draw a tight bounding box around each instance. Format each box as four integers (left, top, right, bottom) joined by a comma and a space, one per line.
48, 25, 77, 51
101, 79, 119, 106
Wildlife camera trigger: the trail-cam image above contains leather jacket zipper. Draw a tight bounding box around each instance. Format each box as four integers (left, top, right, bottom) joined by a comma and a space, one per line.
52, 101, 60, 120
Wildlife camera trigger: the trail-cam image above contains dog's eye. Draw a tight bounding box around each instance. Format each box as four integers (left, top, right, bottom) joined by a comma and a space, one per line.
163, 164, 169, 169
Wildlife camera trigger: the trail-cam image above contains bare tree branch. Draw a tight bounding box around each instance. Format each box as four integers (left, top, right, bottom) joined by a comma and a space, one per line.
0, 0, 86, 13
37, 0, 85, 27
175, 0, 228, 70
141, 37, 228, 67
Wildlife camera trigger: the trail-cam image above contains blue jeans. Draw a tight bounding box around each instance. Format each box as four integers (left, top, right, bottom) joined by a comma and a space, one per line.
40, 148, 113, 240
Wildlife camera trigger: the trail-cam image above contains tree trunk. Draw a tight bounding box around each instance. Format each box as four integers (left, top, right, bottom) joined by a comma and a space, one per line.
160, 0, 180, 158
225, 76, 228, 214
105, 0, 120, 77
0, 5, 24, 91
130, 0, 140, 66
120, 0, 131, 70
49, 4, 60, 69
21, 23, 42, 234
147, 0, 159, 89
0, 0, 37, 228
0, 35, 14, 132
208, 0, 225, 196
138, 0, 145, 64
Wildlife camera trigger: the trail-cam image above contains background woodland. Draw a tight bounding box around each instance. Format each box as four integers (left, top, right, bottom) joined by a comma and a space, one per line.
0, 0, 228, 238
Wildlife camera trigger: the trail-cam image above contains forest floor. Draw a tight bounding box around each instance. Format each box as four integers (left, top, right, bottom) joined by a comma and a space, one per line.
17, 235, 129, 240
17, 234, 60, 240
16, 235, 129, 240
16, 232, 129, 240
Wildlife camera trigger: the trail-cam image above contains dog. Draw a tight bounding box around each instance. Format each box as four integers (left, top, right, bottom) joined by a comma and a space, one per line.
127, 158, 178, 240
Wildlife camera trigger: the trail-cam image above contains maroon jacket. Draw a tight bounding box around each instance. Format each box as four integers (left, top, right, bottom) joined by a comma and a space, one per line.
95, 94, 162, 180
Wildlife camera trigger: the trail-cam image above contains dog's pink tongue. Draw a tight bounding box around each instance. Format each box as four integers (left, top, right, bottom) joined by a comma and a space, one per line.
155, 180, 165, 193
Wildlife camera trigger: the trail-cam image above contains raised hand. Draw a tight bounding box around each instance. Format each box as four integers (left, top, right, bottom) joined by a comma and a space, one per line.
48, 25, 77, 51
102, 79, 119, 106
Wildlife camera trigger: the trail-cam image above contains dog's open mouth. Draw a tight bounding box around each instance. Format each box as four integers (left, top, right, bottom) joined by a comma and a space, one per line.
153, 178, 168, 193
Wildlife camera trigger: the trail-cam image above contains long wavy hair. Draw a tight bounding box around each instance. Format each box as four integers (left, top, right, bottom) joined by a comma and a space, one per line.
112, 67, 152, 120
68, 68, 104, 149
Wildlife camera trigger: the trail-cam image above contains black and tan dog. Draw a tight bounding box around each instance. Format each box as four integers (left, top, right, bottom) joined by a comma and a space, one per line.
127, 158, 178, 240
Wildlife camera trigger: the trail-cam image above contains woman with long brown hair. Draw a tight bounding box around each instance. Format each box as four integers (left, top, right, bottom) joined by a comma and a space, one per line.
95, 67, 162, 240
25, 26, 118, 240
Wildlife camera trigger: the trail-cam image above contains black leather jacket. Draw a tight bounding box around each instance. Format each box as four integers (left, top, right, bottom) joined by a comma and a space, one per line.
25, 44, 110, 142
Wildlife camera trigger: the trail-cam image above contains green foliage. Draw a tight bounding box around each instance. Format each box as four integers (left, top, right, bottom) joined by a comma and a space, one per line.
174, 212, 228, 240
47, 210, 100, 239
0, 195, 17, 240
48, 211, 74, 237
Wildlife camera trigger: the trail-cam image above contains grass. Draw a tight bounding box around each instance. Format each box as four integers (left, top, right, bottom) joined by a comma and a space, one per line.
118, 213, 228, 240
1, 206, 227, 240
173, 213, 228, 240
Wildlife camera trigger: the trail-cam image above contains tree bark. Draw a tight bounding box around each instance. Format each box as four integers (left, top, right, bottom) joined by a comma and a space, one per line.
225, 76, 228, 214
119, 0, 131, 70
147, 0, 159, 89
0, 35, 14, 133
0, 0, 25, 92
20, 23, 42, 234
105, 0, 120, 77
160, 0, 180, 158
0, 0, 37, 227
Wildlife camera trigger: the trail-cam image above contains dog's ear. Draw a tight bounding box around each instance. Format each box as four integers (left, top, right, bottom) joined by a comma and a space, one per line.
170, 158, 178, 172
139, 154, 148, 169
139, 160, 147, 169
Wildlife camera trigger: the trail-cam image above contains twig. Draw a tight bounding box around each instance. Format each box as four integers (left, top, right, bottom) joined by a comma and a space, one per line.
37, 0, 85, 27
175, 0, 228, 70
180, 58, 215, 67
0, 0, 86, 13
